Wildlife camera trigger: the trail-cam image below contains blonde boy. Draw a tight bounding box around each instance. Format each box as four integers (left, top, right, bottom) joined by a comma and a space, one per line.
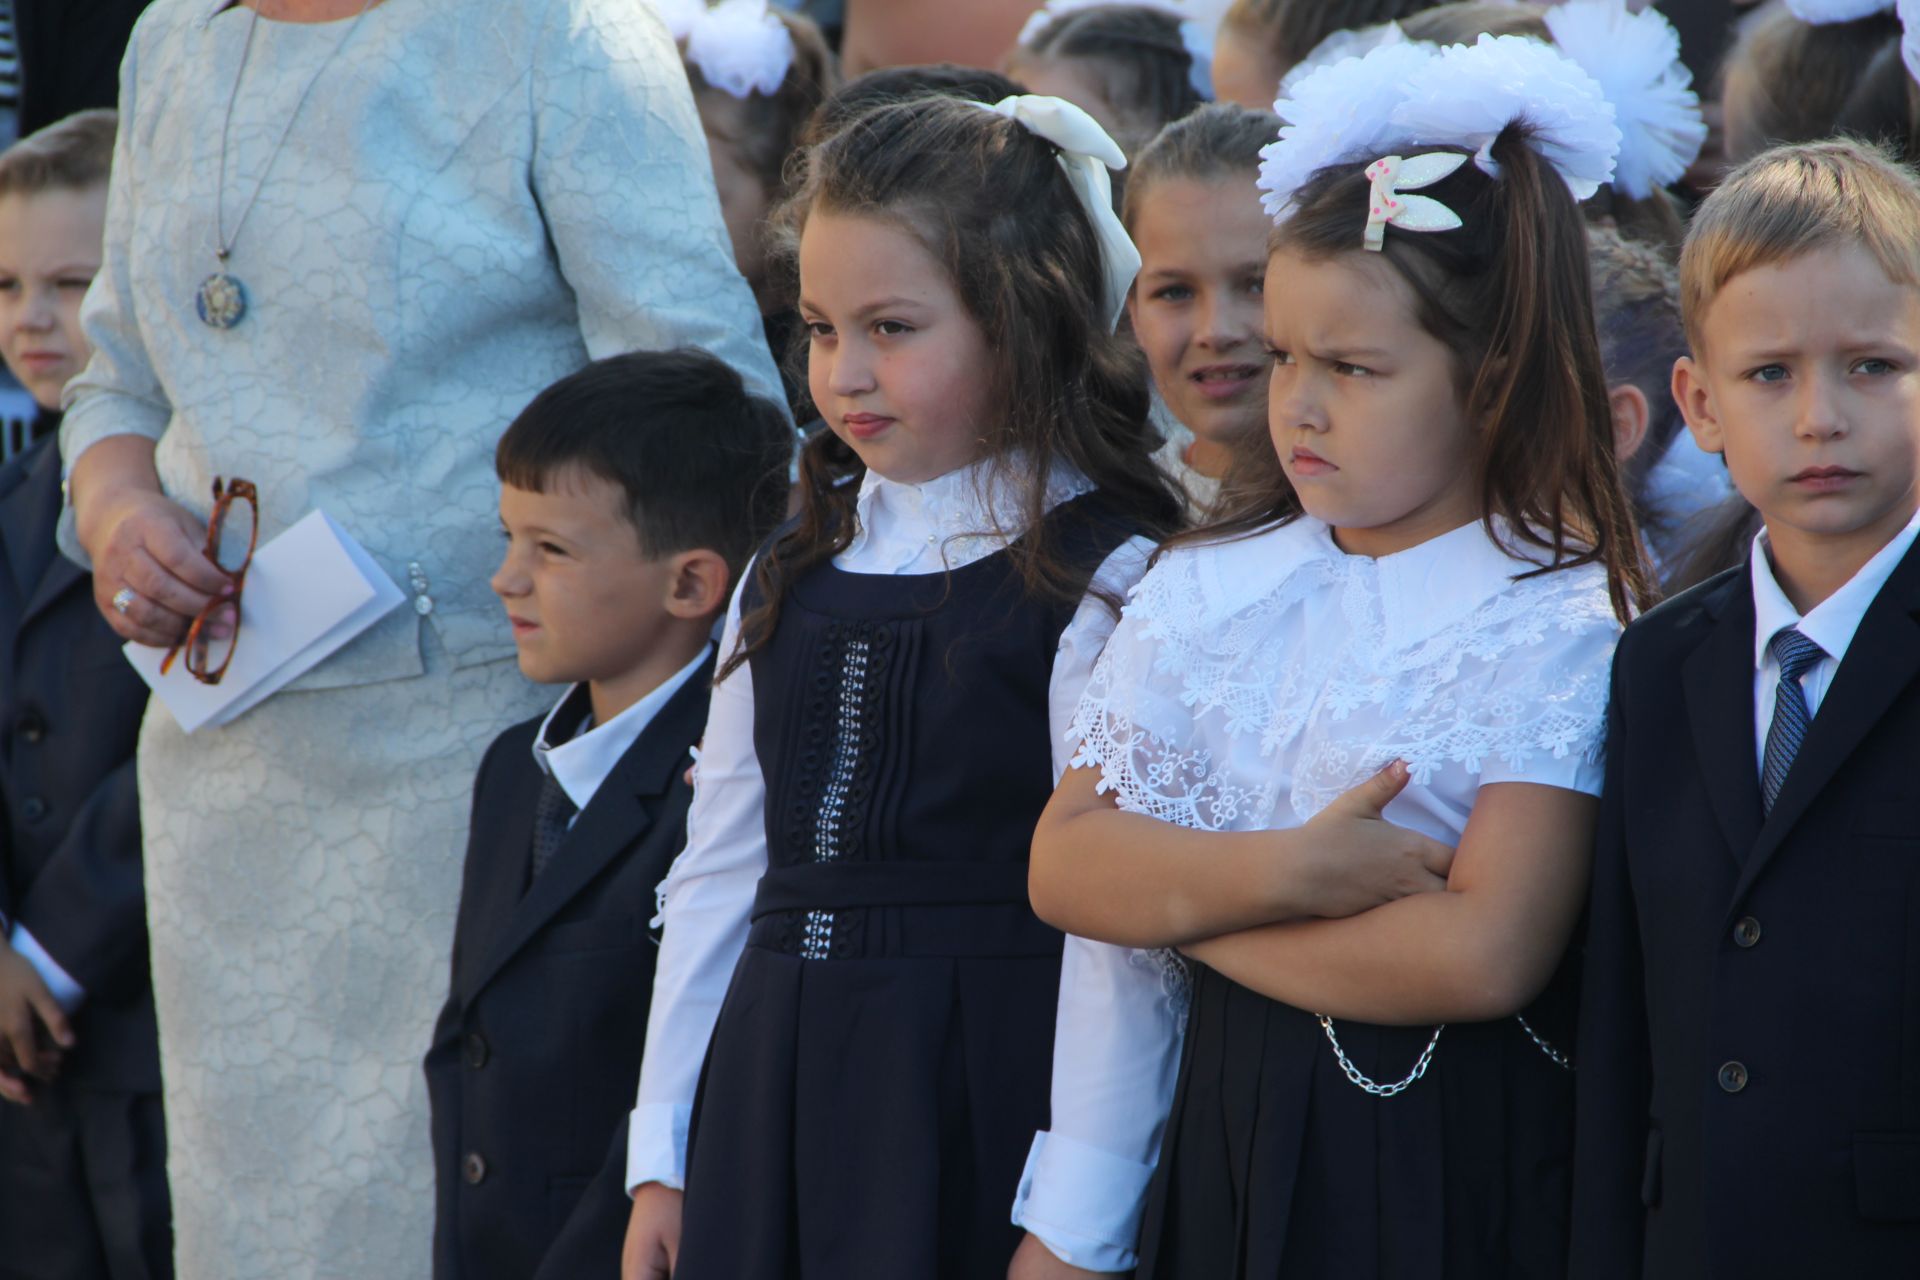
1573, 139, 1920, 1279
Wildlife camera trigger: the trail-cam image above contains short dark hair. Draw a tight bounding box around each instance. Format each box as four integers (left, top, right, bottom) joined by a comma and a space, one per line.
495, 348, 793, 575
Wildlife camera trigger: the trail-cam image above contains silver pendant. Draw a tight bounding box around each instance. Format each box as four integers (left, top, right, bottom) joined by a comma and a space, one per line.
196, 272, 247, 329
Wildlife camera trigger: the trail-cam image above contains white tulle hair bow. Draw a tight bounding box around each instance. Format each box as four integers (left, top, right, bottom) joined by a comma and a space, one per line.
1543, 0, 1706, 199
1017, 0, 1217, 97
652, 0, 796, 99
971, 95, 1141, 330
1257, 34, 1620, 229
1782, 0, 1894, 21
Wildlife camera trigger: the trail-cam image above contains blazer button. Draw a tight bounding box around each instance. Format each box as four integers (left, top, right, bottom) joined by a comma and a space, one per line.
1718, 1061, 1749, 1094
462, 1152, 488, 1185
20, 796, 47, 823
465, 1032, 489, 1070
1733, 917, 1762, 948
16, 711, 46, 744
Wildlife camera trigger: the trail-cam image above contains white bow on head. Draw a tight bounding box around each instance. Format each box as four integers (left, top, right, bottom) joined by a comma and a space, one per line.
971, 95, 1141, 331
1362, 153, 1467, 251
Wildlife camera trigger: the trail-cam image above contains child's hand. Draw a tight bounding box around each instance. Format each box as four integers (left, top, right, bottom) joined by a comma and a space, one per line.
1008, 1233, 1126, 1279
621, 1183, 683, 1280
1292, 761, 1456, 919
0, 942, 74, 1104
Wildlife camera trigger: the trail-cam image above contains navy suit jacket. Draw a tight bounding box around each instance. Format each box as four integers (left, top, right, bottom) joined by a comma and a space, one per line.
426, 655, 711, 1280
1572, 536, 1920, 1279
0, 437, 156, 1093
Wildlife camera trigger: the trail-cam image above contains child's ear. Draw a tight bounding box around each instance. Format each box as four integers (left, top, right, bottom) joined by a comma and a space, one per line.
663, 549, 732, 621
1608, 383, 1652, 463
1671, 354, 1724, 456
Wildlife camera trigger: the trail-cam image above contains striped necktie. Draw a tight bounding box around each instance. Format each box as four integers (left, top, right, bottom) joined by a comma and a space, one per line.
1760, 626, 1826, 816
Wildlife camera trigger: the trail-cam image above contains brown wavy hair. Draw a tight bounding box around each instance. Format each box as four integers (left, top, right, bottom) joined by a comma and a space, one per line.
1182, 124, 1651, 622
720, 95, 1187, 679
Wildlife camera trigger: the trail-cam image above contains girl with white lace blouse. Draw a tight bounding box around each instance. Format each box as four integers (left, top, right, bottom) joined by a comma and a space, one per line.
1011, 38, 1653, 1280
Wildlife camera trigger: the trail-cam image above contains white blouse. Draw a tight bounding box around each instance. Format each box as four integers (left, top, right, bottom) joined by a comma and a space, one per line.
1013, 516, 1622, 1271
625, 460, 1152, 1193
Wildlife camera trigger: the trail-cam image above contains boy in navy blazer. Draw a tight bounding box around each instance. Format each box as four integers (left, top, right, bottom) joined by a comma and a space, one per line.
425, 348, 791, 1280
1573, 139, 1920, 1278
0, 110, 170, 1280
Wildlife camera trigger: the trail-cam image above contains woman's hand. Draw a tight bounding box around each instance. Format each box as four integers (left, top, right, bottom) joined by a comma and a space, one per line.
621, 1183, 683, 1280
1008, 1233, 1126, 1279
70, 438, 229, 648
1290, 761, 1455, 920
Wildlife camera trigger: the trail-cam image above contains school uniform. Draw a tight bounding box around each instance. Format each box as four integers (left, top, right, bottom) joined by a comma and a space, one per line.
1572, 512, 1920, 1280
0, 435, 168, 1280
425, 647, 712, 1280
628, 461, 1150, 1278
1015, 517, 1622, 1277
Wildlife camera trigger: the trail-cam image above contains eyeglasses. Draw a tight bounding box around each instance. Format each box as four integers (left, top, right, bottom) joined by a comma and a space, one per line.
161, 476, 258, 685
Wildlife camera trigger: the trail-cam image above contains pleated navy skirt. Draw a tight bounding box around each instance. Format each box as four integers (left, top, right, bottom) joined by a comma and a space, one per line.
1137, 961, 1577, 1280
675, 878, 1061, 1280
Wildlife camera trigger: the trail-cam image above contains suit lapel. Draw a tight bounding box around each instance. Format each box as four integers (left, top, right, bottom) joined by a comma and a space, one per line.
1730, 537, 1920, 908
461, 655, 712, 1004
453, 752, 543, 1000
1681, 572, 1764, 864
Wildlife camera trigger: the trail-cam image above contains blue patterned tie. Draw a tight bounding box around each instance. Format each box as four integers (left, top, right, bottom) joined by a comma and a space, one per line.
1761, 627, 1826, 816
529, 771, 576, 882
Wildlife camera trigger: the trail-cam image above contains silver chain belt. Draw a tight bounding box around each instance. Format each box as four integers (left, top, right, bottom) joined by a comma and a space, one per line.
1317, 1013, 1574, 1097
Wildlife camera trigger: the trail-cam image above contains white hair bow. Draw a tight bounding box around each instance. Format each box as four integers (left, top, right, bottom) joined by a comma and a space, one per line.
652, 0, 795, 99
972, 95, 1141, 331
1362, 153, 1467, 251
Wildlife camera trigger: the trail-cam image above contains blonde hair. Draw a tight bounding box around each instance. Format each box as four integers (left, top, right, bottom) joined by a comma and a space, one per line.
1678, 138, 1920, 351
0, 109, 115, 198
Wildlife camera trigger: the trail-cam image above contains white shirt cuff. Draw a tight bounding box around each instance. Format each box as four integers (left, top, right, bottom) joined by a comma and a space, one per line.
9, 925, 85, 1013
625, 1101, 692, 1195
1010, 1130, 1156, 1272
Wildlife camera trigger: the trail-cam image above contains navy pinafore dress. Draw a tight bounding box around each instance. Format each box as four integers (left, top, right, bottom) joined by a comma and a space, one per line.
675, 493, 1136, 1279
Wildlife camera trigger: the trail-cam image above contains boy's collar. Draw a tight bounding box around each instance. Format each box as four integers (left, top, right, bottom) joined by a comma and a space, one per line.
1747, 506, 1920, 672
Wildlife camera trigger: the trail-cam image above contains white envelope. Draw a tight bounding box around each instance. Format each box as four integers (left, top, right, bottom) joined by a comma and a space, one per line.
125, 510, 406, 733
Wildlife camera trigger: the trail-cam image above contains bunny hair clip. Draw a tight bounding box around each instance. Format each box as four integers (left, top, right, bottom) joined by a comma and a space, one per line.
1018, 0, 1217, 97
652, 0, 795, 99
1362, 153, 1468, 251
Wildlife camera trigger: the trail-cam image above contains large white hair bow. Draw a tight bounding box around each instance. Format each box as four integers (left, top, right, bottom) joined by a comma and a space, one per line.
652, 0, 796, 99
972, 95, 1141, 331
1258, 35, 1620, 222
1017, 0, 1217, 97
1543, 0, 1706, 200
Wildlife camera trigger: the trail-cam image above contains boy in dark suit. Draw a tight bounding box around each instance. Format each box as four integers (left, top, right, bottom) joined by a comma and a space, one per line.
1573, 139, 1920, 1279
0, 111, 170, 1280
425, 348, 791, 1280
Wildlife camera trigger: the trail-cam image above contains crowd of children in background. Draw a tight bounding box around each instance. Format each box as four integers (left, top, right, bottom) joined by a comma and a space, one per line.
5, 0, 1920, 1277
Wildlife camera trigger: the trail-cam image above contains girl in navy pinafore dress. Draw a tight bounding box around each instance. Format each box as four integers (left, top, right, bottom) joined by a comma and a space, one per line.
621, 93, 1186, 1279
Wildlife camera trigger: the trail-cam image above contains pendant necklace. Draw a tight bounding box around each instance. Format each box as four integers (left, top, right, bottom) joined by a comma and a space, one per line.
198, 0, 375, 329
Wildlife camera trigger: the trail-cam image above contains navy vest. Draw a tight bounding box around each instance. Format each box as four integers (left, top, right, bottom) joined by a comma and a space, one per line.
741, 492, 1136, 944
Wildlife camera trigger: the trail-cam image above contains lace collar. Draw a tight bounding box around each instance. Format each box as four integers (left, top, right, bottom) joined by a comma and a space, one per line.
1192, 516, 1544, 653
843, 457, 1092, 565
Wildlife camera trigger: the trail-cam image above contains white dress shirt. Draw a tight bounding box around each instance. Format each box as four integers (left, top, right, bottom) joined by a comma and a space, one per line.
625, 460, 1152, 1196
1748, 507, 1920, 777
532, 645, 712, 817
1014, 518, 1622, 1271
